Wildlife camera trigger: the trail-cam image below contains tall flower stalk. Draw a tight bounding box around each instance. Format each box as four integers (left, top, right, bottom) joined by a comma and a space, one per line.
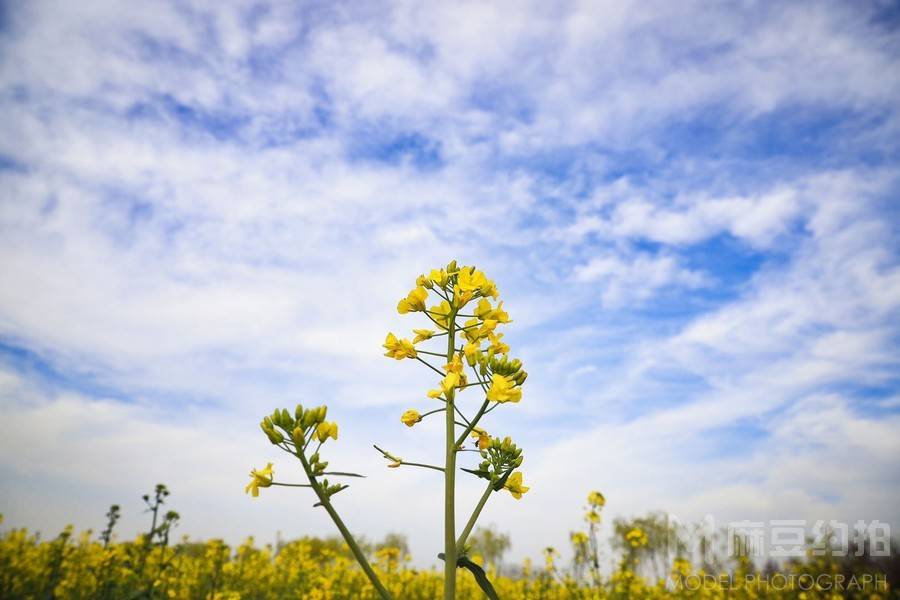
381, 261, 529, 599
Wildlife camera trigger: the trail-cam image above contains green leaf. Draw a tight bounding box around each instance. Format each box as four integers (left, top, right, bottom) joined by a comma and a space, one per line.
437, 553, 500, 600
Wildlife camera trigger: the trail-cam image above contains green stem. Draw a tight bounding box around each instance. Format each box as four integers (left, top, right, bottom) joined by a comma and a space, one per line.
444, 309, 458, 600
398, 461, 445, 473
298, 452, 392, 600
269, 482, 313, 488
456, 483, 494, 550
455, 399, 490, 447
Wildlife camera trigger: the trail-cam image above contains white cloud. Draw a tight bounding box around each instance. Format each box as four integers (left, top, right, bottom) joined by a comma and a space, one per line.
574, 252, 708, 307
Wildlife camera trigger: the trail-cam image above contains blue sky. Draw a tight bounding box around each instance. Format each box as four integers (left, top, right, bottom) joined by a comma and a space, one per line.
1, 0, 899, 567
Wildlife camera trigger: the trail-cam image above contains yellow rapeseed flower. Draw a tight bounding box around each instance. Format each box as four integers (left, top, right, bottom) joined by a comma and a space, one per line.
397, 286, 428, 314
504, 472, 530, 499
429, 268, 449, 288
463, 341, 480, 366
245, 463, 274, 497
486, 373, 522, 403
470, 427, 490, 450
383, 333, 417, 360
412, 328, 435, 343
316, 421, 339, 442
428, 300, 452, 330
456, 267, 488, 294
400, 409, 421, 427
488, 331, 509, 355
440, 372, 460, 394
444, 353, 464, 375
588, 490, 606, 507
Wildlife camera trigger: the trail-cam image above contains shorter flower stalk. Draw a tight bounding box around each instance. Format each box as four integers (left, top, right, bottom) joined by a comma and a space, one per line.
247, 404, 392, 600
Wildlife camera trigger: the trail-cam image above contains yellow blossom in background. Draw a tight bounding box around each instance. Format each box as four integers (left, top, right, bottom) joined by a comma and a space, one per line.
571, 531, 589, 545
672, 558, 692, 577
244, 463, 274, 497
397, 286, 428, 314
588, 491, 606, 507
504, 472, 529, 499
625, 528, 648, 548
400, 409, 421, 427
383, 333, 417, 360
586, 510, 601, 524
486, 373, 522, 403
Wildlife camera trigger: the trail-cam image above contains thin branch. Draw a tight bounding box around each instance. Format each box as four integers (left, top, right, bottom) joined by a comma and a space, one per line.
415, 356, 446, 377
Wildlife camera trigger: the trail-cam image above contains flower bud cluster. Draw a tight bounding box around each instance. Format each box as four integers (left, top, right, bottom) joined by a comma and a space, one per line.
260, 404, 338, 448
317, 478, 348, 501
468, 436, 524, 489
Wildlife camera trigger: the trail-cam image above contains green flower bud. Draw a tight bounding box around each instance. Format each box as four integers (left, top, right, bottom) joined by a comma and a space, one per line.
291, 427, 304, 446
265, 428, 284, 445
295, 403, 304, 420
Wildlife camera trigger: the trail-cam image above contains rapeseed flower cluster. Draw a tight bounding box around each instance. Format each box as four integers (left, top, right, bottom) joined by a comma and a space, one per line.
381, 261, 529, 599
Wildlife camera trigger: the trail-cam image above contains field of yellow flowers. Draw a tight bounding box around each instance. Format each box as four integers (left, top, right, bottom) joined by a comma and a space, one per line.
1, 511, 894, 600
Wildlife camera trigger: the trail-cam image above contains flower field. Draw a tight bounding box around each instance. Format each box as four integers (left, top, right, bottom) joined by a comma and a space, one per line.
1, 512, 894, 599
